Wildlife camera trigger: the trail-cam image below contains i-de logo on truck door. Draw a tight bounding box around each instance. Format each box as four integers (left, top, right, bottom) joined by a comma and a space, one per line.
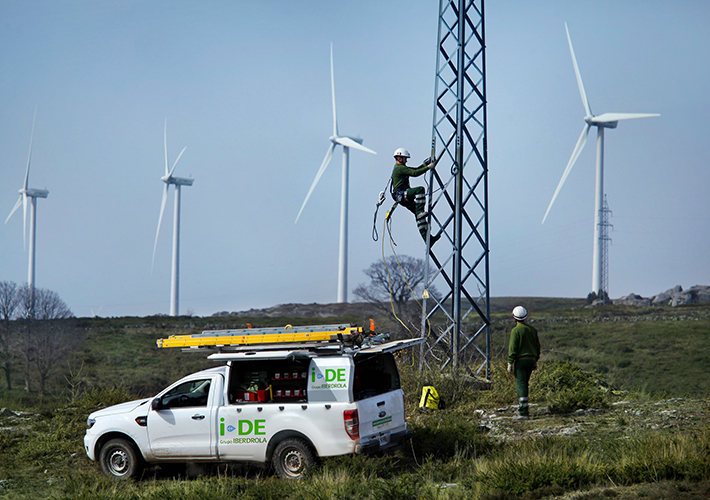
310, 367, 347, 389
219, 418, 267, 444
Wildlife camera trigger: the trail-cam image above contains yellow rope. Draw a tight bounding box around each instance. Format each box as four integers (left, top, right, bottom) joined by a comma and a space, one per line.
381, 216, 413, 336
380, 214, 433, 344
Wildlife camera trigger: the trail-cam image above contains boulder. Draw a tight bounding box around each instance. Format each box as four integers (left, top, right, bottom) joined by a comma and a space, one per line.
672, 292, 695, 306
652, 292, 672, 305
613, 294, 651, 307
687, 285, 710, 303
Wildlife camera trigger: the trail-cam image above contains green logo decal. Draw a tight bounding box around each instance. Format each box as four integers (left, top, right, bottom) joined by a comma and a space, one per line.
310, 367, 348, 390
373, 416, 392, 427
220, 419, 266, 438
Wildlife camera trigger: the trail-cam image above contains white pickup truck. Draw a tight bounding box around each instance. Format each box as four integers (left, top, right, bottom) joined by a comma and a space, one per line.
84, 325, 420, 479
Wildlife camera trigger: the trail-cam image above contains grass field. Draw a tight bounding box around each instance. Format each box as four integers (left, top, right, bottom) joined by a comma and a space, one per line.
0, 301, 709, 499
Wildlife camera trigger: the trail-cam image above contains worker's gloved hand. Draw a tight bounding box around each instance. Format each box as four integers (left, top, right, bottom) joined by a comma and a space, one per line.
507, 363, 514, 374
424, 157, 436, 169
378, 191, 386, 205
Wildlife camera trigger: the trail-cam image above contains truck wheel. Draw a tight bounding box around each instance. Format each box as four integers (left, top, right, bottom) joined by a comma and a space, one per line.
272, 438, 316, 479
99, 438, 143, 480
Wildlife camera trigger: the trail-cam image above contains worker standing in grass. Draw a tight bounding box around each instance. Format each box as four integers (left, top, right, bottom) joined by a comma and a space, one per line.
390, 148, 440, 246
508, 306, 540, 420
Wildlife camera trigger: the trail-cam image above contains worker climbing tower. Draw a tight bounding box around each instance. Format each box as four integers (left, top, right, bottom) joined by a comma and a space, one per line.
420, 0, 490, 376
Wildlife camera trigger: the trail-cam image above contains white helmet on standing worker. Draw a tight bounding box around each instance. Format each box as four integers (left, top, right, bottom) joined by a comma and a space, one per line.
393, 148, 411, 159
512, 306, 528, 321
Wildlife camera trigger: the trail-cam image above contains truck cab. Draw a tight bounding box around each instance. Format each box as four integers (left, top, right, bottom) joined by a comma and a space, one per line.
84, 324, 420, 479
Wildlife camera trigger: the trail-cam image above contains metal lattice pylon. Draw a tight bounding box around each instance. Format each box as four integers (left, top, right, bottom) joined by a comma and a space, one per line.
599, 195, 613, 301
420, 0, 490, 377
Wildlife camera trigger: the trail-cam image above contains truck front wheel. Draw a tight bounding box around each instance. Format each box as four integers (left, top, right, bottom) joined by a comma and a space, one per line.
99, 438, 143, 480
272, 438, 316, 479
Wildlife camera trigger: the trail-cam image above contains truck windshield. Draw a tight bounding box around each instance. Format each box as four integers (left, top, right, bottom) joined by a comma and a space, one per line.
353, 352, 400, 401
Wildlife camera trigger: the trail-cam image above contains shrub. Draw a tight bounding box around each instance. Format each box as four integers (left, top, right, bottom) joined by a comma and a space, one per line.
533, 361, 609, 414
409, 412, 495, 460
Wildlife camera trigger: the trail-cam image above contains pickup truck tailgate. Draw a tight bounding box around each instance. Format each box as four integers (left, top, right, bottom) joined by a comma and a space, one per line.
356, 389, 409, 452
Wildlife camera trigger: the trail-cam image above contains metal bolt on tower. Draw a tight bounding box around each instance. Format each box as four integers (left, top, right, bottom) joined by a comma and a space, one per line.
420, 0, 490, 377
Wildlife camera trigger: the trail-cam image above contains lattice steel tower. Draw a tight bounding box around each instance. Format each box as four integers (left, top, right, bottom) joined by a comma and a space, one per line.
420, 0, 490, 376
599, 195, 613, 302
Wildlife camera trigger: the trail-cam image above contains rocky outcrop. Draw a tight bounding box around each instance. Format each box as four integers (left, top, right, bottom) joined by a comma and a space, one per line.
614, 285, 710, 307
613, 294, 652, 307
212, 302, 374, 318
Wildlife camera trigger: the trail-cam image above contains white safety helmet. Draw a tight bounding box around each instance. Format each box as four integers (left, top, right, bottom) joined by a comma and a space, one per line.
512, 306, 528, 321
393, 148, 411, 159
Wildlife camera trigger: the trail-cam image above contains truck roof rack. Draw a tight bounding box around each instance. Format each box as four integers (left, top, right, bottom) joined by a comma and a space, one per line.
156, 323, 367, 351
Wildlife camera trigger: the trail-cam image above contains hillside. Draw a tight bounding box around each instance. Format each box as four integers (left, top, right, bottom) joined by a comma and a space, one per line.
1, 301, 710, 499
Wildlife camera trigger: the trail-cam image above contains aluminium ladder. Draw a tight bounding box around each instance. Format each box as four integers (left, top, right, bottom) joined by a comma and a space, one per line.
156, 323, 365, 349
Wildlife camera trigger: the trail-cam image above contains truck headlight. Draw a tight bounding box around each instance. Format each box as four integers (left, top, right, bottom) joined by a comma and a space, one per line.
86, 417, 96, 429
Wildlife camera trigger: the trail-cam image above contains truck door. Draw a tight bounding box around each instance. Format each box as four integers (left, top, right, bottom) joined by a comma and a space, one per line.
147, 375, 222, 458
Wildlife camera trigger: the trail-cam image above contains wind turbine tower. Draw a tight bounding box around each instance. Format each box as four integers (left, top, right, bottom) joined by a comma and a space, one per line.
295, 44, 376, 303
5, 108, 48, 314
542, 23, 659, 298
152, 120, 193, 316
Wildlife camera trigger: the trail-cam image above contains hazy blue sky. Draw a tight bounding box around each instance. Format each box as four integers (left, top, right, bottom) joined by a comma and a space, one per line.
1, 1, 708, 318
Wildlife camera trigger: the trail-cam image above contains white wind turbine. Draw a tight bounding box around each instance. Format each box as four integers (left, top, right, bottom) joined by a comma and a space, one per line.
295, 43, 377, 303
542, 23, 659, 296
5, 108, 48, 313
152, 119, 193, 316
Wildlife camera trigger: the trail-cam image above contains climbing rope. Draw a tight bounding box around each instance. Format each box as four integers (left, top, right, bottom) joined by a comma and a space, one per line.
379, 211, 433, 343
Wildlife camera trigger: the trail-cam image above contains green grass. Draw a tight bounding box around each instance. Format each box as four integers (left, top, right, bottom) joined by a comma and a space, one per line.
1, 303, 710, 498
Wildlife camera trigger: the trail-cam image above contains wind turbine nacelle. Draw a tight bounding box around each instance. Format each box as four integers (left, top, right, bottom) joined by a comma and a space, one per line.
584, 116, 618, 129
330, 135, 364, 145
162, 176, 194, 186
24, 188, 49, 198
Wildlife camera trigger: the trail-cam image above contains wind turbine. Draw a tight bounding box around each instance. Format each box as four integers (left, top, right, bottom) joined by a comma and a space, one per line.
5, 107, 48, 314
152, 119, 193, 317
295, 43, 377, 303
542, 23, 659, 297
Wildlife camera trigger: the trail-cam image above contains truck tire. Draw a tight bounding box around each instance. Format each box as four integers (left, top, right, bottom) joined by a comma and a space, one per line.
99, 438, 143, 480
272, 438, 316, 479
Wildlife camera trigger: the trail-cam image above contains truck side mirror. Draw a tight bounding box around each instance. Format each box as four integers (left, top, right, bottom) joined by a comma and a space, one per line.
151, 397, 164, 411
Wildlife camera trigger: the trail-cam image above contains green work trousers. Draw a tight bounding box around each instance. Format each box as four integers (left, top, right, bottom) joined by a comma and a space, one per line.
399, 186, 428, 240
514, 358, 537, 416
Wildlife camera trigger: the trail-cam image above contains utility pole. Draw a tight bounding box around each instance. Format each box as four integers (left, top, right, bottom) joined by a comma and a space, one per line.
420, 0, 490, 377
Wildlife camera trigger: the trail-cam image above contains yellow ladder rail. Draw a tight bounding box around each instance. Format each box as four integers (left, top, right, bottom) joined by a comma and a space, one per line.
156, 324, 363, 349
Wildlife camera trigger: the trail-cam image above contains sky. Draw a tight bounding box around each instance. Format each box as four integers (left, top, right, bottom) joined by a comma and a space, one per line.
1, 0, 708, 318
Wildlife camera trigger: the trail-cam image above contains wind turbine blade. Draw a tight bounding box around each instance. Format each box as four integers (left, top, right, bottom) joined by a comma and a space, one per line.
164, 119, 169, 176
565, 23, 592, 117
5, 196, 22, 224
335, 137, 377, 155
295, 143, 336, 223
591, 113, 660, 124
169, 146, 187, 176
22, 193, 28, 249
542, 123, 591, 224
24, 107, 37, 191
330, 43, 338, 137
152, 183, 170, 271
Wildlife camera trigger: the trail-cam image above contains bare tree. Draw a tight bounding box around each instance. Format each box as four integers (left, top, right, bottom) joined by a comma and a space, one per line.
16, 285, 73, 320
13, 285, 74, 392
0, 281, 20, 390
353, 255, 438, 330
30, 321, 83, 395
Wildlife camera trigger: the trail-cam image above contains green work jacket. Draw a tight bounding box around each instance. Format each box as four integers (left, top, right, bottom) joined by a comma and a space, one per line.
391, 162, 429, 194
508, 322, 540, 364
